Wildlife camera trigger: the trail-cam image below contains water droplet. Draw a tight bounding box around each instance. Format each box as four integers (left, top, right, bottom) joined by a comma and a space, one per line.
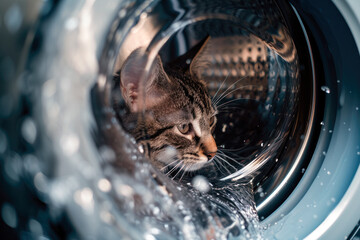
60, 133, 80, 155
22, 154, 39, 175
150, 228, 161, 235
21, 117, 37, 144
115, 183, 133, 198
138, 144, 144, 153
260, 142, 264, 147
348, 128, 351, 132
65, 17, 78, 30
100, 210, 113, 223
74, 188, 94, 211
1, 203, 17, 228
192, 175, 210, 193
99, 145, 115, 162
313, 214, 318, 219
356, 107, 359, 111
4, 153, 22, 182
152, 206, 160, 215
144, 233, 156, 240
340, 88, 346, 107
98, 178, 111, 192
0, 130, 8, 154
301, 168, 305, 174
337, 80, 341, 83
322, 151, 326, 156
34, 172, 48, 192
119, 9, 126, 18
321, 86, 331, 94
0, 95, 13, 118
320, 121, 324, 126
4, 4, 23, 33
42, 79, 57, 98
28, 219, 43, 235
327, 171, 331, 175
222, 124, 227, 132
48, 180, 70, 207
357, 151, 360, 156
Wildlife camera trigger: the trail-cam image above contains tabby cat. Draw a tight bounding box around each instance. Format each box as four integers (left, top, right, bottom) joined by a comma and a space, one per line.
117, 40, 217, 173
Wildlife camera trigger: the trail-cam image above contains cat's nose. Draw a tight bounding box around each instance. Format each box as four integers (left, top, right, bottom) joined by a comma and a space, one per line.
206, 151, 216, 159
202, 136, 217, 160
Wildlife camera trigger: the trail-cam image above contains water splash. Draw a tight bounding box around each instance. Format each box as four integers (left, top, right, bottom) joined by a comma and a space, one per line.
321, 86, 331, 94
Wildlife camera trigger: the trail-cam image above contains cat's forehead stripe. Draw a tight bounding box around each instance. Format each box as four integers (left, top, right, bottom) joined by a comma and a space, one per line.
191, 108, 196, 119
178, 77, 195, 103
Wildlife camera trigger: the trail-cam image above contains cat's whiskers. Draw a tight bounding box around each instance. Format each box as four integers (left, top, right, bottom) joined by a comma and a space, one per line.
172, 162, 186, 180
212, 75, 244, 105
160, 158, 182, 171
215, 154, 238, 172
212, 158, 230, 176
179, 164, 191, 182
218, 145, 257, 154
166, 160, 184, 176
216, 97, 252, 111
212, 76, 247, 107
217, 150, 243, 167
213, 84, 255, 108
211, 72, 230, 101
211, 105, 248, 117
213, 157, 233, 175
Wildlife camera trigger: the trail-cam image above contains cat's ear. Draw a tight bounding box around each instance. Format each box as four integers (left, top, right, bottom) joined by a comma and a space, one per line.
189, 36, 212, 79
120, 47, 167, 112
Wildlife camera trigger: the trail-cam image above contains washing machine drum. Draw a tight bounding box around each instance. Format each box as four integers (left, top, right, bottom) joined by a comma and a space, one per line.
0, 0, 359, 239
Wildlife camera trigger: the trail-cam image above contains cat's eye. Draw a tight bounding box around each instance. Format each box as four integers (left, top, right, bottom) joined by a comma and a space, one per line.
177, 123, 191, 134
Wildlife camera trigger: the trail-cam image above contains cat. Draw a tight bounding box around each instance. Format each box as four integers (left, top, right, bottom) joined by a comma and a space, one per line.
116, 39, 217, 174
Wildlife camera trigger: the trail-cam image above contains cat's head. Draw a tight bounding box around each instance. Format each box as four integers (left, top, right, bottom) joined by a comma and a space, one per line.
119, 42, 217, 172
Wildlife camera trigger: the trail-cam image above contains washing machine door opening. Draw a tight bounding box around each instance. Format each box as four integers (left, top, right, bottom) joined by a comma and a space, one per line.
4, 0, 359, 239
96, 0, 308, 186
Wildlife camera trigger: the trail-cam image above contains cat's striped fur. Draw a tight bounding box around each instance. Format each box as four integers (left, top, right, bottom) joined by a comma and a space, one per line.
119, 43, 217, 173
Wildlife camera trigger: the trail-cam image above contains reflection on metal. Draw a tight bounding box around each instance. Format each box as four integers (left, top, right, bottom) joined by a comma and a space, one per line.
256, 4, 317, 218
